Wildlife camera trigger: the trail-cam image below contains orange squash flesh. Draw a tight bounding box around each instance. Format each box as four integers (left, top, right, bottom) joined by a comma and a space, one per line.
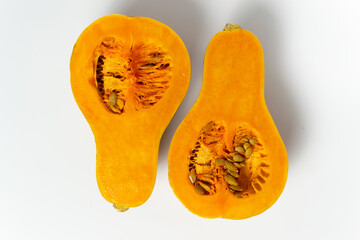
168, 24, 287, 219
70, 15, 190, 210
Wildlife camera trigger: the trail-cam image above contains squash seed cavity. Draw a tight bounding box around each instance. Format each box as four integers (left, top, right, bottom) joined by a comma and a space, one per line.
188, 122, 270, 198
95, 37, 172, 114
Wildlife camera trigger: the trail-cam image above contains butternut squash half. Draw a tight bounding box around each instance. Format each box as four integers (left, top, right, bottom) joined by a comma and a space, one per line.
70, 15, 190, 211
168, 24, 287, 219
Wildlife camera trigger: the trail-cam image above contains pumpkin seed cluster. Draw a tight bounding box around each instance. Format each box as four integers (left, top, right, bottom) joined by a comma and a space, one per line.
188, 122, 270, 198
215, 137, 257, 197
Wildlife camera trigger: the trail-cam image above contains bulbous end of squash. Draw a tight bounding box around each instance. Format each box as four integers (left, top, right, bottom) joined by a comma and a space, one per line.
168, 24, 288, 219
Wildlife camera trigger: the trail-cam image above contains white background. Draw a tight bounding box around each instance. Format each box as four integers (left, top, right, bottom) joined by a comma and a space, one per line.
1, 0, 359, 239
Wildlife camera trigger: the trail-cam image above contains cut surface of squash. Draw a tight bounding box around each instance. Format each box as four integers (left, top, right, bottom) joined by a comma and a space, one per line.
70, 14, 190, 210
169, 24, 287, 219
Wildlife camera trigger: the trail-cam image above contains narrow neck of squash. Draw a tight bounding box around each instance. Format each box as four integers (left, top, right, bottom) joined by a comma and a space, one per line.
200, 68, 264, 110
201, 29, 265, 106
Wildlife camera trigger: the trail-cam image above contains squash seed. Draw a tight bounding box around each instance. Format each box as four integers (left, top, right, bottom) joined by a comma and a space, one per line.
243, 143, 251, 150
149, 56, 162, 61
117, 98, 124, 110
225, 160, 238, 172
245, 147, 253, 158
224, 175, 238, 186
215, 158, 225, 166
195, 182, 205, 195
229, 185, 243, 191
198, 181, 211, 192
203, 121, 213, 132
233, 162, 244, 168
249, 138, 257, 145
240, 137, 249, 143
198, 176, 214, 184
229, 152, 238, 157
227, 169, 239, 178
233, 153, 245, 162
226, 157, 234, 163
189, 168, 196, 183
139, 65, 151, 70
202, 173, 214, 178
234, 146, 245, 155
109, 91, 117, 107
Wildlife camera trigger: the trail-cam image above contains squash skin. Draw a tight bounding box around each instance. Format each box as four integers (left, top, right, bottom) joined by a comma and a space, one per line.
70, 15, 190, 209
168, 26, 287, 219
